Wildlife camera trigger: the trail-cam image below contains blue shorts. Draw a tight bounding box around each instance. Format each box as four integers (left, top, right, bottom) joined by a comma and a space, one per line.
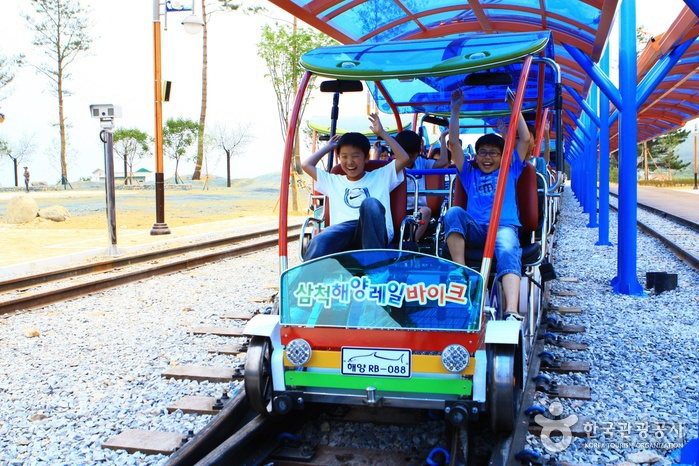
443, 206, 522, 279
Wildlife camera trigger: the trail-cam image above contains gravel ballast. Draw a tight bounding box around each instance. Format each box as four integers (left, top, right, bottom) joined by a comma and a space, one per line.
0, 185, 697, 465
530, 187, 699, 465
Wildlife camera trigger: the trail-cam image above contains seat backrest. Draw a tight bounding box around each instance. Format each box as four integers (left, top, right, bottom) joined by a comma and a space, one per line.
451, 162, 539, 233
423, 172, 445, 219
324, 160, 407, 237
452, 163, 468, 210
516, 163, 539, 233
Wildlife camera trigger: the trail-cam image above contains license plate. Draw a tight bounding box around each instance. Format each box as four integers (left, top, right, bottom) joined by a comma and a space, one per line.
341, 347, 411, 378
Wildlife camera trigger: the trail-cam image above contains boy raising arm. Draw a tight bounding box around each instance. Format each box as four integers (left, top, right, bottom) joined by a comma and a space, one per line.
444, 88, 529, 320
300, 112, 410, 260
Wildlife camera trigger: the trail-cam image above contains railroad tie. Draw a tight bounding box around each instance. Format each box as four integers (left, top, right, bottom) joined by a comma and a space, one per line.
161, 365, 244, 382
102, 430, 188, 455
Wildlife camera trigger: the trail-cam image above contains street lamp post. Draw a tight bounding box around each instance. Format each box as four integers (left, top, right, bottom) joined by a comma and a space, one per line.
150, 1, 203, 236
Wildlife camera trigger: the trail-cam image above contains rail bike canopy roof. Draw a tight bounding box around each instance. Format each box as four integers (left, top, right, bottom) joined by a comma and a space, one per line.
307, 114, 412, 136
278, 0, 699, 154
273, 0, 620, 137
608, 13, 699, 149
301, 31, 556, 117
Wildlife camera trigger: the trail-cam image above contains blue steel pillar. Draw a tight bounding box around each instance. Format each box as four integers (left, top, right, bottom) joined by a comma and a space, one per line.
611, 0, 643, 294
587, 85, 599, 228
597, 47, 612, 246
581, 115, 592, 215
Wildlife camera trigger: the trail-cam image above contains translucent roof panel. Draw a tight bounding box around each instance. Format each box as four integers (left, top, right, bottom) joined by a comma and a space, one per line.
300, 32, 556, 116
611, 32, 699, 150
272, 0, 620, 152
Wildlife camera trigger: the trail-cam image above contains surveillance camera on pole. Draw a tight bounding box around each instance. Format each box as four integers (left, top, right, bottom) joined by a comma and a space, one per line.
90, 104, 122, 131
89, 103, 121, 256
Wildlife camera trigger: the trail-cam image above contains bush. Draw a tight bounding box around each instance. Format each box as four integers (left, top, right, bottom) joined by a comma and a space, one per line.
637, 179, 695, 187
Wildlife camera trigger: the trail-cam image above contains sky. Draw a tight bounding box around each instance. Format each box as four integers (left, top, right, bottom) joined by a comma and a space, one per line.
0, 0, 691, 187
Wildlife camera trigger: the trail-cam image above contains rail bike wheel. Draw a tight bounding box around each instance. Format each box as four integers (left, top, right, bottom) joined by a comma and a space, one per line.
244, 336, 274, 415
487, 344, 519, 433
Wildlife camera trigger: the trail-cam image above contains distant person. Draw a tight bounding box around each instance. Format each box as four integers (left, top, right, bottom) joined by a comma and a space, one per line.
23, 167, 30, 192
301, 113, 410, 260
397, 129, 448, 241
498, 119, 548, 177
371, 140, 390, 161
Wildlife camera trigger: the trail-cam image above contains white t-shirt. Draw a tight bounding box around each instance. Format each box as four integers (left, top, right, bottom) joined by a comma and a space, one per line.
406, 157, 436, 210
315, 160, 404, 241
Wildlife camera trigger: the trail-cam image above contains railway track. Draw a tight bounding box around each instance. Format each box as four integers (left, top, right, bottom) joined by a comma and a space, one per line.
164, 305, 580, 465
608, 192, 699, 270
12, 192, 695, 465
102, 192, 696, 465
0, 225, 301, 316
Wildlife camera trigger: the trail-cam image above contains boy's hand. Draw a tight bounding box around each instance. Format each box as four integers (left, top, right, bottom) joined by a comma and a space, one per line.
368, 113, 385, 136
544, 120, 551, 141
327, 134, 340, 148
439, 128, 449, 141
496, 119, 507, 136
450, 88, 464, 109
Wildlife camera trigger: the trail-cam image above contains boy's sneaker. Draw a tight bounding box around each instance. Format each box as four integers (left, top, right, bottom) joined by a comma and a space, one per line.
505, 313, 524, 322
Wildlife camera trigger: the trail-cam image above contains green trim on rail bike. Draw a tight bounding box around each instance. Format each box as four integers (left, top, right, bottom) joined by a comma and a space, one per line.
285, 371, 473, 396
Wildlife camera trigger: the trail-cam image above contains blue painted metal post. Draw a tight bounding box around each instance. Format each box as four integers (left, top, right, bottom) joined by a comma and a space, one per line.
597, 47, 612, 246
587, 84, 599, 228
612, 0, 643, 295
580, 113, 592, 214
684, 0, 699, 20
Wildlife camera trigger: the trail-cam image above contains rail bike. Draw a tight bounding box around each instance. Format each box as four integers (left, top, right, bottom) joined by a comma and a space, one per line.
243, 31, 563, 445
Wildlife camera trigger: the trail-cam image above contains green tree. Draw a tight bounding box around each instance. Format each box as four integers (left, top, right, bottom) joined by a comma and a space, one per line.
0, 53, 24, 99
189, 0, 263, 181
0, 134, 36, 187
636, 26, 651, 58
113, 128, 150, 185
23, 0, 93, 189
163, 117, 201, 184
211, 122, 251, 187
639, 129, 691, 180
257, 22, 336, 212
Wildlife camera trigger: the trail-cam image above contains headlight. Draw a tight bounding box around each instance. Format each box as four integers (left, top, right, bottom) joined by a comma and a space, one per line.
286, 339, 312, 367
441, 344, 470, 373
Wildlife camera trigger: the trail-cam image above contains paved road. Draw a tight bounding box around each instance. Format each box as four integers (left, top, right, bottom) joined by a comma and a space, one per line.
609, 185, 699, 223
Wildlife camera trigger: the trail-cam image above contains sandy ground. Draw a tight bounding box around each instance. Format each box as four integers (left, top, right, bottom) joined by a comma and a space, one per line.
0, 185, 304, 273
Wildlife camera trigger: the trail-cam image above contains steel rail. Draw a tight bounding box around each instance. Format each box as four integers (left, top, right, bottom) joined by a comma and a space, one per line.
608, 202, 699, 271
609, 191, 699, 234
0, 231, 299, 316
0, 226, 298, 293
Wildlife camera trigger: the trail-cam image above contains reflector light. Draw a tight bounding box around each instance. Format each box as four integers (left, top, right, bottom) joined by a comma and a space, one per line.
286, 339, 312, 367
441, 344, 470, 373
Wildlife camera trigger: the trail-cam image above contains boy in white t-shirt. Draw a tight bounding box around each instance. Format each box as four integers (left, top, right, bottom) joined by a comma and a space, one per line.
301, 113, 410, 260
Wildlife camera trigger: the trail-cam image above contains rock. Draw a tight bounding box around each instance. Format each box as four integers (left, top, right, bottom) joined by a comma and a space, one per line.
5, 195, 38, 224
626, 450, 662, 463
38, 205, 70, 222
22, 327, 40, 338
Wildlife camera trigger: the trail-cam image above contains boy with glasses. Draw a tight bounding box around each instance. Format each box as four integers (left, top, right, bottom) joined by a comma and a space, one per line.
443, 88, 530, 321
